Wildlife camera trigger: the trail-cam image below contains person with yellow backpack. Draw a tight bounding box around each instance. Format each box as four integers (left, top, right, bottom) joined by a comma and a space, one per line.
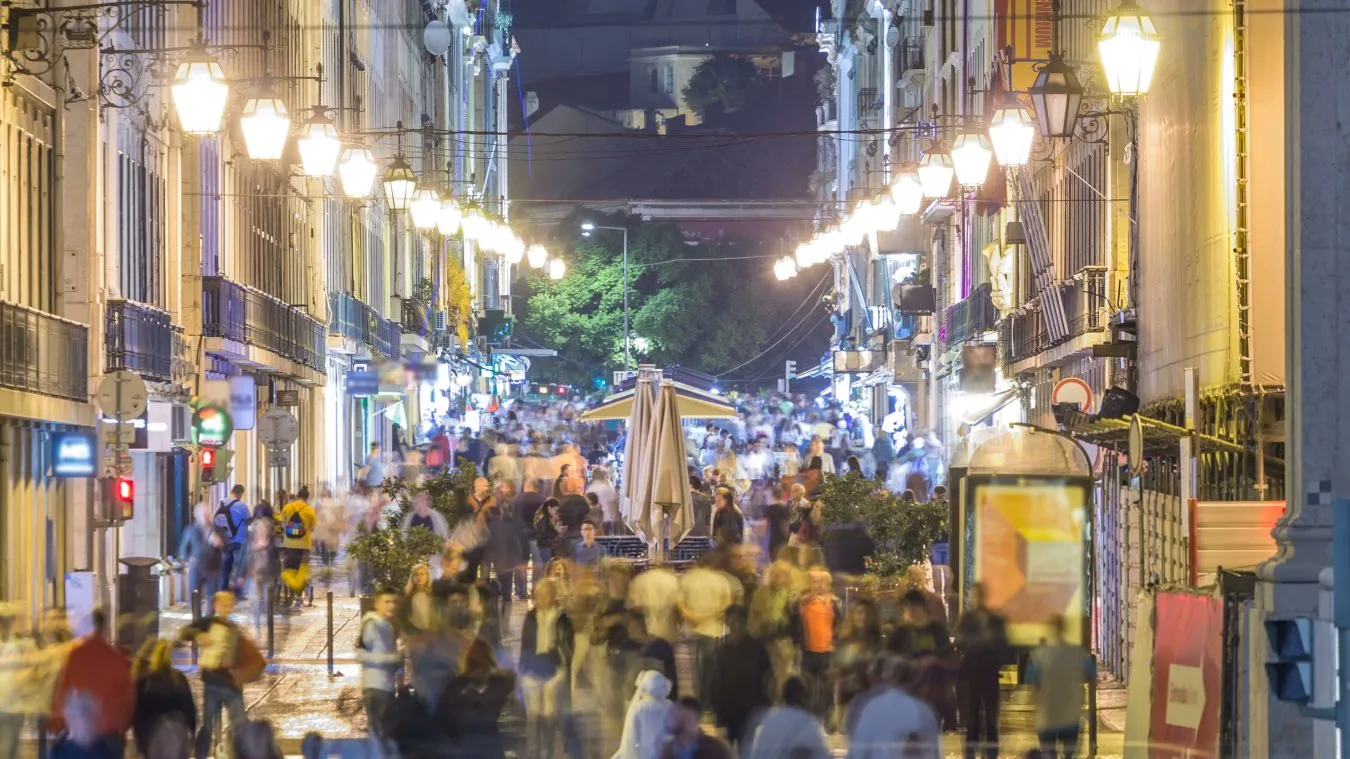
279, 487, 317, 608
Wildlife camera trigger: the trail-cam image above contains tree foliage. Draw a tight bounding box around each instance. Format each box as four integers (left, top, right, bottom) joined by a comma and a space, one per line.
517, 217, 779, 385
815, 471, 949, 577
682, 54, 762, 116
347, 527, 444, 592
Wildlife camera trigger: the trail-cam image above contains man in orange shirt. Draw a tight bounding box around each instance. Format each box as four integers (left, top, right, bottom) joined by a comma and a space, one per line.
49, 608, 134, 754
792, 568, 842, 718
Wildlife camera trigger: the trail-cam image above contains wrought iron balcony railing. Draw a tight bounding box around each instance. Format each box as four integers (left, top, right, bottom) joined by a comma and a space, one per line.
942, 284, 997, 347
328, 292, 402, 359
0, 300, 88, 402
1000, 270, 1109, 365
202, 276, 326, 373
106, 300, 175, 384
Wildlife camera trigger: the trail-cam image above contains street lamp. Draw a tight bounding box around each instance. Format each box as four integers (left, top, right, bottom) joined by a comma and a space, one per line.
382, 155, 417, 211
460, 206, 491, 242
1029, 50, 1085, 139
775, 256, 798, 280
868, 195, 902, 232
891, 168, 924, 215
336, 146, 377, 198
170, 51, 229, 135
581, 222, 631, 369
918, 146, 955, 198
296, 111, 341, 177
526, 244, 548, 269
436, 199, 462, 235
503, 236, 526, 265
1098, 0, 1161, 97
951, 130, 994, 187
239, 88, 292, 161
548, 258, 566, 280
988, 102, 1037, 167
409, 187, 442, 229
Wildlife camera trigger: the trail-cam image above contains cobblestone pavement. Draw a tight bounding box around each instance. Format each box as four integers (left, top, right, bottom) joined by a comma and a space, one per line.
23, 571, 1129, 758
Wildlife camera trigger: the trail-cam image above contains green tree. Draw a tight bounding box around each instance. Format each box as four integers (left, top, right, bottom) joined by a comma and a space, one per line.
517, 217, 780, 385
816, 471, 949, 578
682, 54, 761, 116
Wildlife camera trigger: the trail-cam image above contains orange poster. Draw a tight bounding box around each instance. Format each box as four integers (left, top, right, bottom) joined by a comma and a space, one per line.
972, 480, 1087, 646
997, 0, 1055, 92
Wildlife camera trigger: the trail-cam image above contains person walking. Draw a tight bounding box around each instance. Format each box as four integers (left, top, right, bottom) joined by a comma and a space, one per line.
513, 479, 546, 599
484, 506, 523, 620
586, 468, 620, 535
706, 606, 773, 750
242, 504, 279, 637
792, 568, 842, 720
846, 657, 942, 759
745, 677, 831, 759
130, 639, 197, 759
47, 609, 133, 757
215, 486, 251, 593
658, 697, 733, 759
279, 487, 317, 608
519, 579, 574, 759
401, 491, 450, 545
178, 592, 264, 759
177, 503, 225, 619
613, 670, 674, 759
437, 638, 517, 759
711, 488, 745, 549
954, 583, 1010, 759
677, 560, 736, 700
1027, 615, 1095, 759
354, 588, 401, 742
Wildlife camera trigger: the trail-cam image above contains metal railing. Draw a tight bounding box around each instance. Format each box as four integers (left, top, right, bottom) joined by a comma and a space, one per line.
898, 39, 923, 74
106, 300, 174, 383
400, 298, 431, 338
328, 292, 401, 359
1000, 271, 1109, 365
202, 276, 325, 372
942, 284, 997, 347
0, 300, 89, 402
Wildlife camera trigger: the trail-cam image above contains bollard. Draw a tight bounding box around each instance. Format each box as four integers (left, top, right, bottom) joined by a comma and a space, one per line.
36, 718, 47, 759
190, 588, 200, 666
326, 590, 334, 676
267, 585, 276, 660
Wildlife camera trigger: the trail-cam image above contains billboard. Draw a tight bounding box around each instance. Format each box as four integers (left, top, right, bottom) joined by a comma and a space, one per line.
968, 477, 1089, 646
1148, 592, 1222, 757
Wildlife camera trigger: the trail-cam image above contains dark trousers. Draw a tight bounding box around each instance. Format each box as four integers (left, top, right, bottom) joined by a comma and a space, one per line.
962, 674, 1001, 759
220, 545, 240, 591
364, 688, 395, 738
1038, 723, 1081, 759
692, 634, 719, 699
801, 651, 832, 718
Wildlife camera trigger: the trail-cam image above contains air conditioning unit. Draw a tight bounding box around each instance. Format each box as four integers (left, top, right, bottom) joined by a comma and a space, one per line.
833, 350, 883, 374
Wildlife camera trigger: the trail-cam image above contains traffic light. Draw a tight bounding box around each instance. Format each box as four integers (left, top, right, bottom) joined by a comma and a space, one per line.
213, 449, 235, 483
1265, 616, 1315, 703
200, 448, 216, 483
102, 476, 134, 521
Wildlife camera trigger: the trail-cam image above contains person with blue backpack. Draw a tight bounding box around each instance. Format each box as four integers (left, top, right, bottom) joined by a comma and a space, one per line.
279, 487, 317, 608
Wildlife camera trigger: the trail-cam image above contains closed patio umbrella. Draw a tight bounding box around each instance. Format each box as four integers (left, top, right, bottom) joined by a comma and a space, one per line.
643, 380, 693, 559
621, 375, 657, 541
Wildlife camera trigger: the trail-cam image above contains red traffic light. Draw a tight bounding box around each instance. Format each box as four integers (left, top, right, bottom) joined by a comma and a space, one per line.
201, 449, 215, 467
114, 477, 133, 502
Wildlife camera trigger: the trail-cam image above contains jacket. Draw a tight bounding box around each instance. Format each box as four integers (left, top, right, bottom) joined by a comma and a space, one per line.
658, 734, 734, 759
280, 500, 317, 550
747, 705, 830, 759
613, 671, 674, 759
519, 608, 574, 680
48, 636, 134, 737
846, 687, 941, 759
354, 612, 401, 692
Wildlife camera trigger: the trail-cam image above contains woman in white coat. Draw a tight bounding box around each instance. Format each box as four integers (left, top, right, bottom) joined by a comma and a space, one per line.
613, 669, 674, 759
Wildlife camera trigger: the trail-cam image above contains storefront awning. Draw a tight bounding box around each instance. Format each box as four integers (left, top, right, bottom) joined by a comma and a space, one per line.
578, 381, 737, 421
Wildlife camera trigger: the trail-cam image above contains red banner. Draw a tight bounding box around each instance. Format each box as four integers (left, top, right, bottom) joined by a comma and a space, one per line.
1148, 592, 1223, 758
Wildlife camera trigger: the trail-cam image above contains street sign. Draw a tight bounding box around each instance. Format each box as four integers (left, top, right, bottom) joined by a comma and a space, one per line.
1050, 377, 1094, 413
95, 371, 148, 421
276, 389, 300, 407
346, 370, 379, 396
266, 448, 292, 469
101, 422, 136, 446
228, 376, 257, 431
258, 408, 300, 448
51, 431, 97, 478
191, 404, 232, 447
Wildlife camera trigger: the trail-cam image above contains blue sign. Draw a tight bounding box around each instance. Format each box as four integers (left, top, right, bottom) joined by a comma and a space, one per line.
51, 431, 97, 478
346, 370, 379, 396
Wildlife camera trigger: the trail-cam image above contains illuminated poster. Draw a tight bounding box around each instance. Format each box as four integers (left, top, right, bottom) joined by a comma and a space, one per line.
971, 480, 1087, 646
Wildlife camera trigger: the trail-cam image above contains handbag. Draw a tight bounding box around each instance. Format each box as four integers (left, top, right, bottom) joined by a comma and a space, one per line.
229, 635, 266, 686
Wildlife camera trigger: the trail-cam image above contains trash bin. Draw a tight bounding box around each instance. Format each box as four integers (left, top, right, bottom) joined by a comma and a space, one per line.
117, 557, 162, 650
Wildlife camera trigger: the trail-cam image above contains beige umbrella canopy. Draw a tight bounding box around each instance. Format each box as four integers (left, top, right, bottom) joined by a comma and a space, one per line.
621, 375, 658, 540
644, 380, 694, 556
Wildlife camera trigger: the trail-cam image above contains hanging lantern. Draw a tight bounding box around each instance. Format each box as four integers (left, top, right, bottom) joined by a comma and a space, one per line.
295, 112, 341, 176
170, 52, 229, 135
987, 102, 1037, 168
917, 147, 955, 198
239, 90, 291, 161
409, 187, 442, 229
460, 207, 491, 242
1029, 51, 1085, 139
336, 146, 378, 198
437, 199, 462, 235
1098, 0, 1161, 97
951, 131, 994, 187
548, 258, 566, 280
526, 244, 548, 268
503, 236, 526, 264
382, 154, 418, 211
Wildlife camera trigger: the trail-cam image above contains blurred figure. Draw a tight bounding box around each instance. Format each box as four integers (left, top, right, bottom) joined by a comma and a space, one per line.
438, 638, 517, 758
242, 504, 279, 637
231, 720, 282, 759
513, 479, 547, 600
749, 562, 797, 700
179, 592, 257, 759
144, 718, 193, 759
49, 609, 134, 759
792, 568, 841, 719
572, 520, 604, 569
131, 640, 196, 759
177, 503, 224, 618
488, 443, 521, 492
355, 588, 401, 740
835, 600, 883, 728
746, 677, 831, 759
484, 506, 523, 620
313, 485, 345, 586
629, 562, 680, 651
677, 560, 736, 699
279, 487, 317, 608
586, 468, 620, 535
846, 657, 941, 759
401, 491, 450, 544
216, 485, 251, 593
519, 579, 575, 759
658, 697, 733, 759
401, 564, 436, 635
614, 670, 674, 759
1027, 615, 1095, 759
0, 601, 37, 758
954, 583, 1010, 759
707, 606, 772, 750
711, 488, 745, 548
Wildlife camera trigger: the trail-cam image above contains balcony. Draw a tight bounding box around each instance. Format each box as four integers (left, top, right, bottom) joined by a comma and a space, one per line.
0, 300, 89, 403
942, 284, 997, 347
106, 300, 176, 384
898, 39, 923, 74
1001, 272, 1110, 367
201, 276, 326, 373
328, 292, 401, 359
401, 298, 431, 338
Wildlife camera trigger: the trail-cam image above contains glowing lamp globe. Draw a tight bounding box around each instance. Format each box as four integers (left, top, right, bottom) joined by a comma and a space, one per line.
296, 115, 341, 176
918, 149, 955, 198
891, 169, 924, 215
409, 187, 442, 229
437, 200, 462, 235
336, 146, 377, 198
1098, 1, 1161, 97
548, 258, 566, 280
239, 93, 291, 161
951, 131, 994, 187
170, 54, 229, 135
382, 155, 418, 211
527, 244, 548, 268
987, 103, 1037, 168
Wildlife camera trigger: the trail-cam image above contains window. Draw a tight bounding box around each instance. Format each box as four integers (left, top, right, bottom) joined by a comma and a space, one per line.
664, 65, 674, 95
648, 66, 658, 93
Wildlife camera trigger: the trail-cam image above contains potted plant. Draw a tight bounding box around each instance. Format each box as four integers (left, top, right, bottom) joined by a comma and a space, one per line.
815, 471, 949, 581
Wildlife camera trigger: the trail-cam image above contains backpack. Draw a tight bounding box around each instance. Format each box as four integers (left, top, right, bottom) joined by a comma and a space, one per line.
213, 500, 240, 540
283, 508, 308, 540
355, 618, 370, 651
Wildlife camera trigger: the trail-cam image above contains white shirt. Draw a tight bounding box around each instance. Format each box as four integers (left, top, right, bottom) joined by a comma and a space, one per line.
847, 688, 941, 759
587, 481, 620, 522
678, 566, 734, 639
628, 566, 681, 642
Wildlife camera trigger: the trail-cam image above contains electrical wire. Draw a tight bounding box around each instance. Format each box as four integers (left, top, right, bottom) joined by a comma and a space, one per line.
714, 270, 829, 377
723, 310, 833, 384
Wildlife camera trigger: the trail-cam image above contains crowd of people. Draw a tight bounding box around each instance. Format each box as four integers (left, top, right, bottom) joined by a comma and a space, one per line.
0, 393, 1095, 759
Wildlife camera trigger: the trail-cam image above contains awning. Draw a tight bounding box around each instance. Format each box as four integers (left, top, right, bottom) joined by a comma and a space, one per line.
578, 381, 737, 421
956, 388, 1021, 435
1070, 415, 1245, 457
